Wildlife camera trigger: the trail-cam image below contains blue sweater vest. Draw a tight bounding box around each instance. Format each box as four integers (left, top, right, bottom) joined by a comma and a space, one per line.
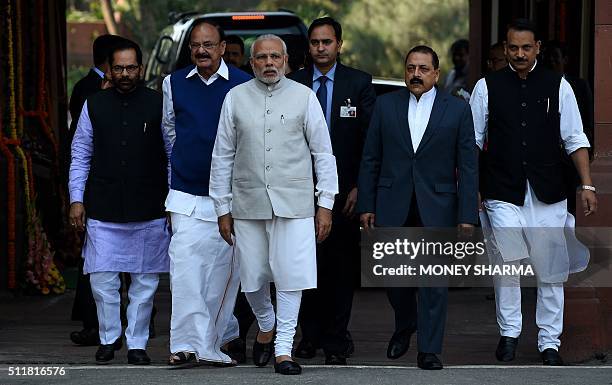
170, 65, 251, 195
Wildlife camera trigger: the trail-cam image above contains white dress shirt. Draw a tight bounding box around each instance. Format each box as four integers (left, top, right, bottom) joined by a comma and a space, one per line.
469, 60, 590, 153
209, 80, 338, 216
408, 86, 437, 151
161, 60, 230, 221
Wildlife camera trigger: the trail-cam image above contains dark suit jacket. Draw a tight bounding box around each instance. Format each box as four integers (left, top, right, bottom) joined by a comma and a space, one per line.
288, 63, 377, 199
69, 68, 104, 140
356, 88, 478, 227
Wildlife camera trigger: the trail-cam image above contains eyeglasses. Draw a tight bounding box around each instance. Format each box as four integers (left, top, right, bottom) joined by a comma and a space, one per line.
189, 41, 219, 51
111, 65, 140, 74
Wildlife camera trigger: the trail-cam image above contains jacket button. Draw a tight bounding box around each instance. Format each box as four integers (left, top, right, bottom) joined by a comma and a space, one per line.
521, 121, 527, 127
522, 161, 527, 166
266, 165, 271, 171
123, 102, 128, 107
121, 140, 127, 146
522, 141, 527, 146
121, 160, 127, 166
521, 84, 527, 88
266, 129, 271, 133
266, 184, 271, 189
521, 102, 527, 107
266, 147, 271, 151
122, 121, 128, 126
266, 109, 271, 114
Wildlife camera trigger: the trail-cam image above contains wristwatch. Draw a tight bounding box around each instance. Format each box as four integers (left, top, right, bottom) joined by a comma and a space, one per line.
580, 185, 596, 193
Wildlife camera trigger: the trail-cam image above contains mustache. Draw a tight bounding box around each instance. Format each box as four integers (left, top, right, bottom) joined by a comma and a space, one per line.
409, 78, 423, 85
512, 57, 528, 62
195, 53, 211, 59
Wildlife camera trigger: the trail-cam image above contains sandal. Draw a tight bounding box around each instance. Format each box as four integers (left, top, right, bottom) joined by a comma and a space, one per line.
168, 352, 198, 368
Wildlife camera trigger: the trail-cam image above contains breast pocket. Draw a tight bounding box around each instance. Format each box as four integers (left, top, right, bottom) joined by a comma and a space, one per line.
281, 115, 304, 134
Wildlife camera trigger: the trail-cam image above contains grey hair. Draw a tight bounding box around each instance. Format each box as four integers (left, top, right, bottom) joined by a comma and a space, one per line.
250, 34, 287, 58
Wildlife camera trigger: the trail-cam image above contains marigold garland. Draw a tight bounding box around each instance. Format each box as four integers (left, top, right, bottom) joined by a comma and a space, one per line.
2, 0, 65, 294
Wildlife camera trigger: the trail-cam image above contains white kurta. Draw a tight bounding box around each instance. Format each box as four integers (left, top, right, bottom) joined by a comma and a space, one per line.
209, 78, 338, 292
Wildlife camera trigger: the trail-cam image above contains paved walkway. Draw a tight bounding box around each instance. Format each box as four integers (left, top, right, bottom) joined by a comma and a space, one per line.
0, 282, 609, 383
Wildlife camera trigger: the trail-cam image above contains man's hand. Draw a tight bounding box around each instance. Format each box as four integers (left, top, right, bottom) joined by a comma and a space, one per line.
218, 213, 234, 245
101, 75, 113, 90
166, 212, 173, 232
360, 213, 376, 230
315, 207, 332, 243
69, 202, 86, 232
342, 187, 358, 217
457, 223, 475, 238
580, 190, 598, 216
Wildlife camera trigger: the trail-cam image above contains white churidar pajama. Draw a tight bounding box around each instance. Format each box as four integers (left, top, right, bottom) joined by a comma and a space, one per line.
481, 182, 575, 352
245, 284, 302, 357
90, 272, 159, 349
234, 216, 316, 358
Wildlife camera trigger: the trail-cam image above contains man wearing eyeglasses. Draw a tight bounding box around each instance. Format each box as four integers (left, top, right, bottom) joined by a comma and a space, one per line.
69, 39, 170, 365
161, 20, 251, 367
287, 16, 376, 365
210, 34, 338, 375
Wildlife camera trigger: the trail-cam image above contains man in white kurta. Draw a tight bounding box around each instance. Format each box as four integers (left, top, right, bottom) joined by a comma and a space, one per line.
210, 34, 338, 375
469, 19, 597, 366
161, 21, 251, 366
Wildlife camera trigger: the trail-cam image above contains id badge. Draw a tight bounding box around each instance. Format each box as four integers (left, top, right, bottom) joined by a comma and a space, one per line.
340, 106, 357, 118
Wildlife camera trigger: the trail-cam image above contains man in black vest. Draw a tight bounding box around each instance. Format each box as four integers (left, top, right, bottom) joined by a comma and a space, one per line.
470, 19, 597, 366
69, 33, 125, 347
288, 17, 376, 365
69, 39, 170, 365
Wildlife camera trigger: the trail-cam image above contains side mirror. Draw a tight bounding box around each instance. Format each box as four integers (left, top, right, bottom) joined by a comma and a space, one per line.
155, 36, 174, 64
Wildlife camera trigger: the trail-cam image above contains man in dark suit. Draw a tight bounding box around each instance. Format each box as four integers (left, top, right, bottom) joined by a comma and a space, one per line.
288, 17, 376, 365
357, 45, 478, 370
68, 34, 125, 346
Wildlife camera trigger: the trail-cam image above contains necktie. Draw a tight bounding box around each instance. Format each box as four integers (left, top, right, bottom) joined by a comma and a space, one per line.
316, 75, 328, 118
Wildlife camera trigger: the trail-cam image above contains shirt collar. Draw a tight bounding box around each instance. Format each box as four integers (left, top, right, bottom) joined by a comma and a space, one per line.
313, 62, 337, 83
186, 59, 230, 80
508, 59, 538, 73
409, 86, 437, 104
92, 67, 105, 78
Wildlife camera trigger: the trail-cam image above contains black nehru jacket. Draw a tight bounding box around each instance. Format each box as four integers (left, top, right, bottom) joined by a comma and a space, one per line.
84, 86, 168, 222
481, 64, 566, 206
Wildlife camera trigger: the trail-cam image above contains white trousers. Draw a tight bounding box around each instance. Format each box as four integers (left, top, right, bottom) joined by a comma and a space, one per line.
245, 284, 302, 357
233, 216, 316, 292
90, 272, 159, 350
484, 182, 566, 351
168, 212, 240, 363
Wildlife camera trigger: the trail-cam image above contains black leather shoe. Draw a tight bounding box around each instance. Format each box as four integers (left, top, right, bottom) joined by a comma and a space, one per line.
386, 329, 414, 359
95, 338, 123, 364
253, 332, 274, 367
541, 348, 564, 366
344, 331, 355, 357
128, 349, 151, 365
274, 360, 302, 375
222, 338, 247, 364
70, 328, 99, 346
417, 352, 443, 370
294, 339, 317, 359
325, 353, 347, 365
495, 336, 519, 362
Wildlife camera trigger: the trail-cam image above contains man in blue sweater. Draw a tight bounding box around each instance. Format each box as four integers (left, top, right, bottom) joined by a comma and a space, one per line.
161, 20, 251, 367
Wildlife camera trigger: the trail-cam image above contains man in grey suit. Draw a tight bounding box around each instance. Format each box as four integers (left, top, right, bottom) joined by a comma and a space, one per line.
356, 45, 478, 370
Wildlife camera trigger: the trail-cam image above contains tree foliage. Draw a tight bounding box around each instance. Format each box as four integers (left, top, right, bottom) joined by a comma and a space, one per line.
340, 0, 469, 78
